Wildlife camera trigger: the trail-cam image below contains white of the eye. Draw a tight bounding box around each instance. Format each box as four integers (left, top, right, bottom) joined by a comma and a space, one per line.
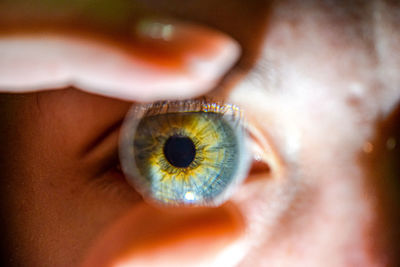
0, 23, 240, 102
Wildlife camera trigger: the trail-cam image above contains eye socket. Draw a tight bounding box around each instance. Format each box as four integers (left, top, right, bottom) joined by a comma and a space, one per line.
119, 99, 252, 207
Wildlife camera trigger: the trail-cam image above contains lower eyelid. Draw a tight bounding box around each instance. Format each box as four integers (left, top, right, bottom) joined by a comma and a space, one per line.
0, 21, 240, 102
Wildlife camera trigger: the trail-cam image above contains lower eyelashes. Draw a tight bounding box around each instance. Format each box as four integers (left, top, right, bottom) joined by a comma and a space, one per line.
119, 100, 251, 207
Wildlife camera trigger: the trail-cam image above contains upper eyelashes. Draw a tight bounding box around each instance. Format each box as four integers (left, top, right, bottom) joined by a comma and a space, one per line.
119, 99, 252, 206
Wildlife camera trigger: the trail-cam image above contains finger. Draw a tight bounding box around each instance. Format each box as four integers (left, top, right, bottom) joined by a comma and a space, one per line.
0, 19, 240, 102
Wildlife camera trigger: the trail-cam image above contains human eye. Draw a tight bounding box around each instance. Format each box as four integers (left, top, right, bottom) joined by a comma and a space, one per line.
119, 99, 253, 207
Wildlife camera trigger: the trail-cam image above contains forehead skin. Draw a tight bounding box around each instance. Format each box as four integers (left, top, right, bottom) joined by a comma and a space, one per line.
0, 0, 400, 267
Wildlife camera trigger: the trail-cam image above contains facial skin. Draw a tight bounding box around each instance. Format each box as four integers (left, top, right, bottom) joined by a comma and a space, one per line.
0, 0, 400, 267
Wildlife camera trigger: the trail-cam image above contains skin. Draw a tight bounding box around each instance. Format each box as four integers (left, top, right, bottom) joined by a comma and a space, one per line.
0, 0, 399, 266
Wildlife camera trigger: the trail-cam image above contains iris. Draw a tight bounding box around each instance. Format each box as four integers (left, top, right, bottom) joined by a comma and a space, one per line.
120, 100, 251, 206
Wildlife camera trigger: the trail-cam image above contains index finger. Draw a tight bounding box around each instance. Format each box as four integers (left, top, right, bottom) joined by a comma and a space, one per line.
0, 19, 240, 102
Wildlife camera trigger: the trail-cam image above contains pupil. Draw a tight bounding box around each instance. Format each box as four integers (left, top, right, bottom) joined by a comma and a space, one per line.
163, 136, 196, 168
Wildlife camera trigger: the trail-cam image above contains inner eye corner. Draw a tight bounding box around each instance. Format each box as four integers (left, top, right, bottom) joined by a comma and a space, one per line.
244, 122, 282, 179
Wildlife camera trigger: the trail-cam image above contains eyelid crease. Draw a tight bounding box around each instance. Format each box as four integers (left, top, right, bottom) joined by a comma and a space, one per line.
93, 145, 120, 178
82, 117, 125, 156
0, 19, 241, 102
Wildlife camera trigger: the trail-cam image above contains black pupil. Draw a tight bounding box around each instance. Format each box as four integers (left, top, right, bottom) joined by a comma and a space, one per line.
163, 136, 196, 168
